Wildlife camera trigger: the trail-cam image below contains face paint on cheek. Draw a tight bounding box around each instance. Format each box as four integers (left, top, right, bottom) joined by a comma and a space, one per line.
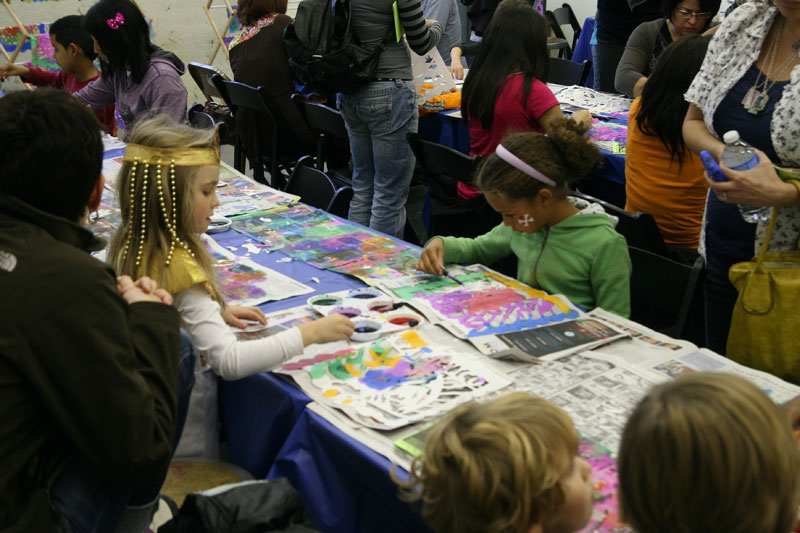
518, 214, 535, 227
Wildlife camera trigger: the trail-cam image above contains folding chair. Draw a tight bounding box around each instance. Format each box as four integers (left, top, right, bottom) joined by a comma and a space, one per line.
628, 246, 705, 343
285, 156, 353, 218
212, 75, 310, 189
188, 103, 216, 130
188, 62, 229, 104
293, 96, 353, 187
546, 3, 582, 59
547, 57, 592, 86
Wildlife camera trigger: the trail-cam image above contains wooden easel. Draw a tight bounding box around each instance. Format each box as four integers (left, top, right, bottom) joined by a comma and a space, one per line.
204, 0, 237, 64
1, 0, 30, 64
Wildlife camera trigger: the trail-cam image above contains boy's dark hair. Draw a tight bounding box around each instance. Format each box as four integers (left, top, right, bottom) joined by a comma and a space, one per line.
0, 89, 103, 221
236, 0, 288, 26
461, 3, 549, 130
50, 15, 97, 60
84, 0, 152, 84
637, 34, 711, 167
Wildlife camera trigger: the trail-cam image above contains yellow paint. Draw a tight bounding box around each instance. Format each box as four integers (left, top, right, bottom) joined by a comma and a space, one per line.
342, 399, 353, 404
323, 389, 340, 398
400, 330, 428, 349
486, 272, 571, 313
343, 362, 363, 377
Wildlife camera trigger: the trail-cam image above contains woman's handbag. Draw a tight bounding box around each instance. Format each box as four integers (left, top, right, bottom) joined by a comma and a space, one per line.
727, 208, 800, 383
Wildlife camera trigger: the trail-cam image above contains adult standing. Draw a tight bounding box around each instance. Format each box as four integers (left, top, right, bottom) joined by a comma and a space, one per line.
615, 0, 720, 97
422, 0, 462, 66
338, 1, 442, 238
460, 0, 501, 42
683, 0, 800, 354
228, 0, 313, 185
593, 0, 662, 93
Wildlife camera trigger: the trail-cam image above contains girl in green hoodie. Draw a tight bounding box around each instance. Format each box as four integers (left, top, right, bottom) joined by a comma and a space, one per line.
416, 116, 632, 317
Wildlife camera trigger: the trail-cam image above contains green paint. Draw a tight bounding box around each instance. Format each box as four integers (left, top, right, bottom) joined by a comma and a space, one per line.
308, 362, 327, 380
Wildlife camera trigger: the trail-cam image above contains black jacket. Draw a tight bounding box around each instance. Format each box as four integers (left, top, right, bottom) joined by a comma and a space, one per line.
0, 195, 181, 531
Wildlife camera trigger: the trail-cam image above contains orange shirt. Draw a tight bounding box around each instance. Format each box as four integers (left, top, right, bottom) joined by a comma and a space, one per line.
625, 97, 707, 248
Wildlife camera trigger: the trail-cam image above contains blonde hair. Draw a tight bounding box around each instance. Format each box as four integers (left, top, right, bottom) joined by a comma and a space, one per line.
618, 372, 800, 533
108, 114, 225, 306
397, 392, 578, 533
477, 116, 601, 201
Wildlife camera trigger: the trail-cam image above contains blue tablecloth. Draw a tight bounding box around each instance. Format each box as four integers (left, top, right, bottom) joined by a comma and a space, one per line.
269, 409, 433, 533
572, 17, 595, 89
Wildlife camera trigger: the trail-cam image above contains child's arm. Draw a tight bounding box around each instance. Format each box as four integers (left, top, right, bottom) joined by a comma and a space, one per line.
18, 66, 67, 89
74, 75, 116, 109
0, 62, 29, 81
590, 234, 632, 318
174, 286, 354, 380
399, 0, 443, 55
417, 224, 513, 273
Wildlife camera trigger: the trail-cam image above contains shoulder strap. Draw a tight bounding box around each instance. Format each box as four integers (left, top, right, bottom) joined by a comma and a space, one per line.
755, 207, 780, 264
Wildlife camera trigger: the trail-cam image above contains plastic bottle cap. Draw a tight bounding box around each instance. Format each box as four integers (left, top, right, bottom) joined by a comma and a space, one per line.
723, 130, 740, 144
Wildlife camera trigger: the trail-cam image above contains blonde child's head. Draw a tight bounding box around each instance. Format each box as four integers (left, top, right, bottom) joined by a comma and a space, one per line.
618, 372, 800, 533
108, 114, 224, 302
476, 116, 601, 234
399, 392, 594, 533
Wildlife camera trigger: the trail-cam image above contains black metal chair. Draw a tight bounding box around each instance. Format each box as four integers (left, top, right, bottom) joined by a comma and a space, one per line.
628, 246, 705, 343
188, 62, 229, 104
546, 3, 582, 59
547, 57, 591, 86
285, 156, 353, 218
212, 75, 310, 190
294, 96, 353, 187
188, 103, 215, 130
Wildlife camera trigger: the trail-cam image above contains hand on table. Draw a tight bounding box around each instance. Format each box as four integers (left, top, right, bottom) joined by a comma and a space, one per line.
414, 238, 446, 276
117, 275, 173, 305
223, 305, 268, 328
572, 109, 593, 130
705, 148, 800, 207
450, 61, 465, 81
299, 314, 355, 346
0, 63, 29, 81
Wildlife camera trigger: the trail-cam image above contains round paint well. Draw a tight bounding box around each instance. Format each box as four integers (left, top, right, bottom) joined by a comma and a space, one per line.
351, 318, 382, 342
386, 310, 423, 328
331, 306, 361, 318
347, 288, 383, 300
308, 295, 342, 307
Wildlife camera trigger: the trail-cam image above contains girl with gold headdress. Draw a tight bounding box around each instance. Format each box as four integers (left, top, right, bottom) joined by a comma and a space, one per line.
109, 115, 355, 456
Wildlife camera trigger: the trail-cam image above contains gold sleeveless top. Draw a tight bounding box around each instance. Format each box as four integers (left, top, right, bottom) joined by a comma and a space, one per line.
142, 248, 210, 296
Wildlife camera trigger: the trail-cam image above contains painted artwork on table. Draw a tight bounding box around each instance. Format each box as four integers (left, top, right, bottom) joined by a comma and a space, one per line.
280, 331, 511, 430
215, 175, 298, 217
374, 264, 580, 338
578, 438, 633, 533
232, 205, 419, 280
588, 120, 628, 152
201, 235, 313, 307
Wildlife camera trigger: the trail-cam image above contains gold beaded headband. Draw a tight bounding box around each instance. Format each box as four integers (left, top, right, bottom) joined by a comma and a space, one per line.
122, 144, 221, 166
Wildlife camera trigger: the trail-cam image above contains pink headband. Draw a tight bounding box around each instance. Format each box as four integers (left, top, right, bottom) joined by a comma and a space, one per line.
495, 144, 556, 187
107, 12, 125, 30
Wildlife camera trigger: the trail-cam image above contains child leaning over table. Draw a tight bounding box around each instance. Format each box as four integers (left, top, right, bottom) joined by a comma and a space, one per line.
108, 115, 355, 457
0, 15, 115, 134
395, 391, 595, 533
618, 372, 800, 533
415, 116, 632, 317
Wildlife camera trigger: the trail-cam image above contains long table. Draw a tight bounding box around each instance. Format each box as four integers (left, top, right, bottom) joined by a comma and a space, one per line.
100, 145, 799, 533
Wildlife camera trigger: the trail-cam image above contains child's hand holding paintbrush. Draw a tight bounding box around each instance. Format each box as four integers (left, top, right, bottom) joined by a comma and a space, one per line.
414, 238, 463, 285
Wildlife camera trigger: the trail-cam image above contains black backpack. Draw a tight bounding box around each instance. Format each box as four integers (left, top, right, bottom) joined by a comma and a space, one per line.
284, 0, 397, 96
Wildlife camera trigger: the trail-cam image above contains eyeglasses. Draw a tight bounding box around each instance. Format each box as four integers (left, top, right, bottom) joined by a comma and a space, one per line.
674, 7, 713, 19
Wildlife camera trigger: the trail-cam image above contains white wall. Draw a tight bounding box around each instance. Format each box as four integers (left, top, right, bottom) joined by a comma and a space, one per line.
1, 0, 294, 105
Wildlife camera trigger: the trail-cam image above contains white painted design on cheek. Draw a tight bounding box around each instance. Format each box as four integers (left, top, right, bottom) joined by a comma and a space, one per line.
518, 214, 535, 227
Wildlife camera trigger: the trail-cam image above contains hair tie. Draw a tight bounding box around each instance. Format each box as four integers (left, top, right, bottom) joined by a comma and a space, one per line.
106, 12, 125, 30
495, 144, 556, 187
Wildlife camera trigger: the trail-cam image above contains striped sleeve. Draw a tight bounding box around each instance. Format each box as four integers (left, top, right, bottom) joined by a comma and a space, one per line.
398, 0, 443, 55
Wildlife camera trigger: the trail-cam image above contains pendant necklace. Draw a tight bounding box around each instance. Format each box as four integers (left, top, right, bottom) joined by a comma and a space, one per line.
743, 18, 800, 115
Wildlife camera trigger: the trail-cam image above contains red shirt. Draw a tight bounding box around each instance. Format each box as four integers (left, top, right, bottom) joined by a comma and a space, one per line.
24, 67, 116, 135
461, 74, 559, 198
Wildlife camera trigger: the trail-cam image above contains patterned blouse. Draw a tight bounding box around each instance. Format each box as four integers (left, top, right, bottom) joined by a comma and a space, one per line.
685, 0, 800, 254
228, 14, 278, 50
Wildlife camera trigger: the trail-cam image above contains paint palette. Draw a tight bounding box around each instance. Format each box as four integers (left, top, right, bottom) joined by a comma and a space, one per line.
307, 288, 425, 341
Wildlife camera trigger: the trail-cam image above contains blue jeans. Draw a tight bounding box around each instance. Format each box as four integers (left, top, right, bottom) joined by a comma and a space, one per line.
591, 41, 625, 93
50, 330, 196, 532
337, 80, 418, 239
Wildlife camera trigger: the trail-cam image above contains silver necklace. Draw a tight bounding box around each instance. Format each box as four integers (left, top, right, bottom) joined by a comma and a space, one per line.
743, 18, 800, 115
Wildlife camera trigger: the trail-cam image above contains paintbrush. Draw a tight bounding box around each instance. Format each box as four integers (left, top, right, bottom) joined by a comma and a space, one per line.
441, 269, 463, 285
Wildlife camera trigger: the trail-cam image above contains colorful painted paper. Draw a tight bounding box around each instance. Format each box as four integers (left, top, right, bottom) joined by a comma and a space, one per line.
281, 331, 512, 430
30, 32, 58, 71
215, 173, 299, 217
202, 235, 313, 306
374, 264, 580, 338
232, 205, 419, 280
578, 438, 633, 533
1, 23, 43, 53
588, 120, 628, 152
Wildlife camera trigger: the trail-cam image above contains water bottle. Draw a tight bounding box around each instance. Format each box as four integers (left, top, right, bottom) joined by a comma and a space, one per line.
720, 130, 771, 223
